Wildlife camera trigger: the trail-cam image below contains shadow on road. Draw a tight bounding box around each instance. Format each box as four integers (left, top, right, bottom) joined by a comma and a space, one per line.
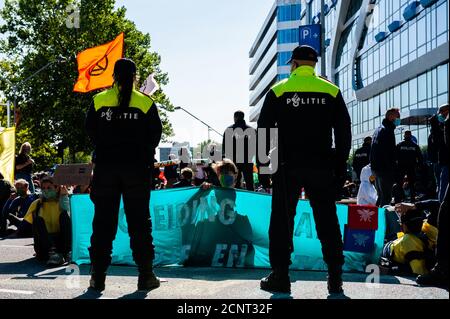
0, 257, 409, 286
118, 291, 149, 299
74, 288, 103, 300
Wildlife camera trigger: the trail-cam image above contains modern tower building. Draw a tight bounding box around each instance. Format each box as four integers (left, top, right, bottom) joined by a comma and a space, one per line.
249, 0, 302, 122
249, 0, 449, 149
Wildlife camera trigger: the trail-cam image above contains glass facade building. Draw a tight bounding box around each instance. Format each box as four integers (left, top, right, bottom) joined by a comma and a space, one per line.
249, 0, 303, 122
249, 0, 449, 150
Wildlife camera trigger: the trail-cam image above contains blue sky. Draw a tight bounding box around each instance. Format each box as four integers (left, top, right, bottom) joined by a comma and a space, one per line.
0, 0, 274, 147
114, 0, 274, 147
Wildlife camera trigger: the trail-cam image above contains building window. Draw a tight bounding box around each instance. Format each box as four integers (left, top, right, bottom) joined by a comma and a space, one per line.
345, 0, 363, 22
277, 29, 300, 44
277, 52, 292, 66
335, 22, 355, 68
278, 4, 302, 22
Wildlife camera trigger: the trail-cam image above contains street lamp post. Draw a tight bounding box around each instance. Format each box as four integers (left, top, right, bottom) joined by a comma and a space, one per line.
320, 0, 326, 77
173, 106, 223, 141
0, 55, 67, 127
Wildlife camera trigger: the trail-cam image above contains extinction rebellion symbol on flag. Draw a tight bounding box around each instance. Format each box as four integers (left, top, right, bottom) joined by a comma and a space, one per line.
89, 55, 109, 77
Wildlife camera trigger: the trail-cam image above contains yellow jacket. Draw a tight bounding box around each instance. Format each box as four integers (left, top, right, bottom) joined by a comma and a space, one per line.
390, 222, 438, 275
23, 196, 70, 234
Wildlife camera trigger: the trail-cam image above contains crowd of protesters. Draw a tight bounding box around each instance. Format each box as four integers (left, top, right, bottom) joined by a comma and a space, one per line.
1, 104, 448, 287
0, 142, 84, 267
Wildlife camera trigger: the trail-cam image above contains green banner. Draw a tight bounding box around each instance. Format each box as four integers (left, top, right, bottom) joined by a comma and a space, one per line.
71, 187, 385, 272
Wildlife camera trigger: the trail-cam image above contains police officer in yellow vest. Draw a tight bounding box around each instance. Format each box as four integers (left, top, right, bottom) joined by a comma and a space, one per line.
85, 58, 162, 292
258, 46, 352, 294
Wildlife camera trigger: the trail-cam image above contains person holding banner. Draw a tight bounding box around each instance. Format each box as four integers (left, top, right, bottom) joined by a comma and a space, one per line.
85, 58, 163, 292
257, 45, 351, 294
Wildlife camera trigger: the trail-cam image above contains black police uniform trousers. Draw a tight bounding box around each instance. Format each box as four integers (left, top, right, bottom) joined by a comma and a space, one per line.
236, 163, 255, 191
436, 183, 449, 273
89, 164, 154, 274
269, 167, 345, 274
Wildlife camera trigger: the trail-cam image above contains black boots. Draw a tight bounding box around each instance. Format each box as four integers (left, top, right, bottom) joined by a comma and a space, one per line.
260, 270, 291, 293
89, 272, 106, 292
327, 272, 344, 294
137, 271, 160, 291
416, 267, 449, 288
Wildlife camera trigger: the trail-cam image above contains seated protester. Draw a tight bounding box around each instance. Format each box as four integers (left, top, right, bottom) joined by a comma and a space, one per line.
173, 168, 194, 188
382, 207, 438, 276
152, 158, 161, 190
203, 163, 221, 187
357, 164, 378, 206
194, 161, 206, 186
22, 177, 72, 266
1, 179, 38, 238
0, 172, 14, 222
164, 154, 179, 188
0, 186, 17, 237
182, 159, 254, 267
157, 169, 167, 189
342, 180, 357, 199
73, 184, 90, 194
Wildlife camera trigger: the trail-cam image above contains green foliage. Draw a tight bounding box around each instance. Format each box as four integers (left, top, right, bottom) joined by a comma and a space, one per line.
15, 125, 61, 171
0, 0, 174, 170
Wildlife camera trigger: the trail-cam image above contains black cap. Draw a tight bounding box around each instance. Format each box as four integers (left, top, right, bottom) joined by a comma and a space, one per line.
114, 58, 137, 77
287, 45, 319, 63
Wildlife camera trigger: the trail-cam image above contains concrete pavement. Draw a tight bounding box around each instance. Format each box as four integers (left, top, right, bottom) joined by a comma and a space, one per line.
0, 238, 448, 300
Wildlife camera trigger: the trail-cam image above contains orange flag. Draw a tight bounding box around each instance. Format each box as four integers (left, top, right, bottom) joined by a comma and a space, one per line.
73, 33, 124, 93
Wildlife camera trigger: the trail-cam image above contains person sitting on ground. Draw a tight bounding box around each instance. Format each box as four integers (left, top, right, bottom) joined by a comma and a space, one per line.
0, 185, 16, 237
382, 205, 438, 276
357, 164, 378, 206
342, 180, 357, 199
1, 179, 38, 238
183, 158, 255, 267
203, 163, 221, 187
0, 172, 14, 220
22, 177, 72, 267
173, 168, 194, 188
73, 184, 91, 194
164, 154, 179, 188
194, 161, 206, 186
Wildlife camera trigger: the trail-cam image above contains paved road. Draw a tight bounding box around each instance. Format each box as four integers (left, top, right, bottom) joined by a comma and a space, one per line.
0, 238, 448, 300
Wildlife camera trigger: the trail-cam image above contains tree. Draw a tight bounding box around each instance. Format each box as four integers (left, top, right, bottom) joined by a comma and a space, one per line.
0, 0, 174, 170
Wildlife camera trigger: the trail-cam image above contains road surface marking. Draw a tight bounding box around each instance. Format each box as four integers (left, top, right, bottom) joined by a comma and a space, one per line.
0, 245, 33, 248
0, 288, 35, 295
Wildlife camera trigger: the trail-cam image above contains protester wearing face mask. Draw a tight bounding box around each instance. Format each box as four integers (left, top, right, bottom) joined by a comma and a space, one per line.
15, 142, 35, 194
183, 158, 255, 267
0, 179, 38, 238
22, 177, 71, 266
370, 108, 401, 207
201, 158, 238, 190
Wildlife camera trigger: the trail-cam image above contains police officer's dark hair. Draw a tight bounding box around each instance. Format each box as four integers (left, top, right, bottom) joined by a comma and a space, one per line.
0, 172, 4, 180
363, 136, 372, 144
404, 130, 412, 137
114, 58, 137, 108
234, 111, 245, 121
